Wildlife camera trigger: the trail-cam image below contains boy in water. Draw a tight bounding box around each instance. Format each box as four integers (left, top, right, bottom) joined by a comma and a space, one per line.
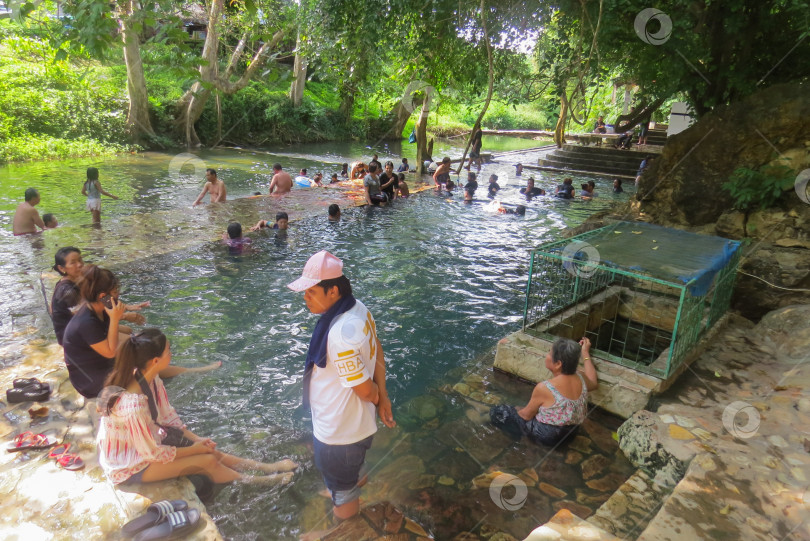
464, 172, 478, 201
487, 174, 500, 199
433, 157, 452, 188
397, 158, 409, 173
397, 174, 409, 198
43, 213, 58, 229
328, 204, 341, 222
251, 211, 289, 231
193, 168, 226, 207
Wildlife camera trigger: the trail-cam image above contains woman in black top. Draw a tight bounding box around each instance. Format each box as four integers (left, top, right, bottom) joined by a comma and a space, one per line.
51, 247, 84, 345
51, 247, 148, 345
62, 265, 127, 398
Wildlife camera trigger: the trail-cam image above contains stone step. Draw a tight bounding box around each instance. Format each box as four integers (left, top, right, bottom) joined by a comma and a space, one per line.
587, 469, 671, 539
555, 150, 646, 168
562, 144, 652, 159
538, 157, 639, 177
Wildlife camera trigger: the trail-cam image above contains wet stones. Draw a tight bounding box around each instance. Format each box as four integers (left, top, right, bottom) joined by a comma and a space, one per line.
580, 454, 611, 480
399, 394, 446, 429
538, 482, 567, 499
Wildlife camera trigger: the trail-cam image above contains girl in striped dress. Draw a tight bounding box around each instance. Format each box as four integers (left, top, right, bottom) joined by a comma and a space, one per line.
96, 328, 297, 486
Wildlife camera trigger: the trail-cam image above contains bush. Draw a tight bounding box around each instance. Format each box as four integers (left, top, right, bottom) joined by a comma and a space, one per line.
0, 40, 132, 162
722, 164, 796, 211
0, 134, 133, 164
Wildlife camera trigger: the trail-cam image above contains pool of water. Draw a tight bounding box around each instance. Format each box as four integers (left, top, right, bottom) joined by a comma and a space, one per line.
0, 141, 634, 539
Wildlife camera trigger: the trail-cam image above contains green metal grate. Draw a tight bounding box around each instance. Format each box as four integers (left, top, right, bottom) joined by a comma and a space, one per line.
523, 224, 741, 379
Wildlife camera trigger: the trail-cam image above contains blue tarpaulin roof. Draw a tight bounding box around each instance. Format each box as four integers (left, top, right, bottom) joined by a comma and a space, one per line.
557, 222, 741, 296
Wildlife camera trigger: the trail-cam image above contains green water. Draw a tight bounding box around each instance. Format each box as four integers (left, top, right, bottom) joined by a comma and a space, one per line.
0, 140, 634, 540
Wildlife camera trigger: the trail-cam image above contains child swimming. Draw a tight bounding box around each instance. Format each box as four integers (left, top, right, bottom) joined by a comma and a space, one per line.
250, 212, 289, 231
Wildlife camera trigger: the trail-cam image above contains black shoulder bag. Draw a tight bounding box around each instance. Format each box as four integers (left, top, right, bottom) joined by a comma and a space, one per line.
135, 370, 194, 448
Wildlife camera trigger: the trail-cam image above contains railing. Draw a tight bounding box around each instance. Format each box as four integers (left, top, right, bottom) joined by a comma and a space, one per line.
523, 232, 740, 380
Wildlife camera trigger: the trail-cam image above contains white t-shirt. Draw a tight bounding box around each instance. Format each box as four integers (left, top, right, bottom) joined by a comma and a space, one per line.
309, 299, 379, 445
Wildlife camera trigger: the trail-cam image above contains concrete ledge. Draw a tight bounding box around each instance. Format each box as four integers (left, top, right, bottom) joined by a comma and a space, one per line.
0, 340, 221, 540
524, 509, 621, 541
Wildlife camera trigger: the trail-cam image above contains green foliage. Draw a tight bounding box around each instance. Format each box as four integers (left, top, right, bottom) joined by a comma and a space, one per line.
722, 164, 797, 211
0, 40, 135, 163
0, 135, 132, 163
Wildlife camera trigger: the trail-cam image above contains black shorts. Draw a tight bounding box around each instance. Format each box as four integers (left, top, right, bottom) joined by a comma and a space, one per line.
369, 193, 389, 205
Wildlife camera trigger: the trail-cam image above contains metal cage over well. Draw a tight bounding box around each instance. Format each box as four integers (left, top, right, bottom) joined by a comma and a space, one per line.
523, 222, 741, 379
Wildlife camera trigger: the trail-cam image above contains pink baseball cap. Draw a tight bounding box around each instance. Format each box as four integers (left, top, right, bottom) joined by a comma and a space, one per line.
287, 250, 344, 292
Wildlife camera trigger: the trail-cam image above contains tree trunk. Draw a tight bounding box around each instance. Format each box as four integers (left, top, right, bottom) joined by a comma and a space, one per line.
381, 99, 413, 140
176, 0, 222, 148
554, 91, 569, 148
289, 31, 307, 107
175, 0, 284, 148
120, 2, 154, 144
339, 76, 355, 125
414, 99, 430, 176
614, 95, 667, 132
455, 0, 494, 174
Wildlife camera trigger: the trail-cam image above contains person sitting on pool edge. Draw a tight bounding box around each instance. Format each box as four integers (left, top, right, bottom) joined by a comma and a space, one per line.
489, 337, 598, 446
97, 328, 297, 488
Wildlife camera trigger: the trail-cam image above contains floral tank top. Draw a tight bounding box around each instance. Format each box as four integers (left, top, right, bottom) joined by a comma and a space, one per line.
535, 373, 588, 426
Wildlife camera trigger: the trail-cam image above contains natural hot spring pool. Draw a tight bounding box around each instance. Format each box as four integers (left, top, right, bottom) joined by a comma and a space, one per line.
109, 192, 635, 540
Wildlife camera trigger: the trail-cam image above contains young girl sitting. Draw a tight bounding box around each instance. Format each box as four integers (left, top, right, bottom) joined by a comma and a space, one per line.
97, 328, 297, 486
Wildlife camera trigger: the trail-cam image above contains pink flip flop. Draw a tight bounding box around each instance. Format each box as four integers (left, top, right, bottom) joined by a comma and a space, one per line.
6, 431, 57, 452
56, 453, 85, 471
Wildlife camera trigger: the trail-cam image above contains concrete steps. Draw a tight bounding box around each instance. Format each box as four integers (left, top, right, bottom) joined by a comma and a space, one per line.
538, 145, 648, 178
645, 129, 667, 146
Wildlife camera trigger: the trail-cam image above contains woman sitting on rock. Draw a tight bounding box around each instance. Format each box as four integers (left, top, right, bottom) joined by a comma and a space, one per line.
51, 248, 149, 346
97, 328, 297, 486
490, 337, 598, 446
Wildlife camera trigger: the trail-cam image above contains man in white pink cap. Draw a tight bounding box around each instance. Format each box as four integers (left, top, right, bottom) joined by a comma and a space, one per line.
288, 250, 395, 521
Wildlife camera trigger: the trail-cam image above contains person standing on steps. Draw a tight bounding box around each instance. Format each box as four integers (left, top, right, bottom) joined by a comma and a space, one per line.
83, 167, 119, 224
288, 250, 395, 524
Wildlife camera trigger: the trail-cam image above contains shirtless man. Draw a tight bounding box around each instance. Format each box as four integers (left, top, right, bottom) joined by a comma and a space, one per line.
269, 163, 293, 195
192, 168, 227, 207
12, 188, 46, 235
433, 157, 452, 188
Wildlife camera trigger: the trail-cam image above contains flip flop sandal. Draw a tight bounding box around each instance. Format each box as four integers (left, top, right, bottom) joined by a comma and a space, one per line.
48, 443, 71, 459
7, 383, 51, 404
13, 377, 41, 389
6, 431, 57, 452
56, 453, 84, 471
133, 509, 200, 541
121, 500, 189, 537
